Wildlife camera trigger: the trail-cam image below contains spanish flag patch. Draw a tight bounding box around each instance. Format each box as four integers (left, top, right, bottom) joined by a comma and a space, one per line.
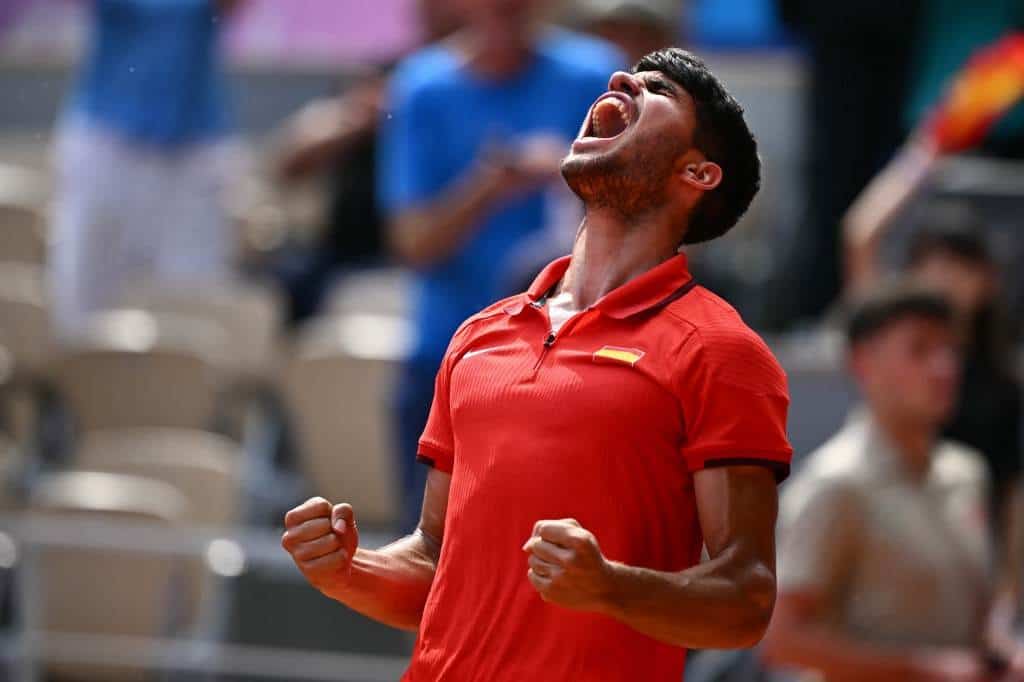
593, 346, 645, 367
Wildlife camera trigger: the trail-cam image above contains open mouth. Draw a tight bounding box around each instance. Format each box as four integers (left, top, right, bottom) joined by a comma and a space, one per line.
586, 94, 633, 139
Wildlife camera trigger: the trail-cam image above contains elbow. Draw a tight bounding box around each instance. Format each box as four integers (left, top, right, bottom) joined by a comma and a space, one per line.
724, 565, 777, 649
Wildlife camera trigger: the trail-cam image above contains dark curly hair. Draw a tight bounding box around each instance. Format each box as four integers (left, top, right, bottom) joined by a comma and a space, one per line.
632, 48, 761, 244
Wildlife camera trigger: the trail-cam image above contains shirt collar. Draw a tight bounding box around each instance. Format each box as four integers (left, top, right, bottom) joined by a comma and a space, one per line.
848, 408, 936, 485
504, 252, 695, 319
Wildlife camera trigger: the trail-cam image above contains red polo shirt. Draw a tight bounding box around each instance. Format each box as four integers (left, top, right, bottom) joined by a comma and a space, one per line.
404, 253, 791, 681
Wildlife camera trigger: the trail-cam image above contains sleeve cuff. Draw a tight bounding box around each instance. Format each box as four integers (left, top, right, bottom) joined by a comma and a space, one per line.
416, 440, 453, 474
702, 456, 791, 483
683, 446, 793, 483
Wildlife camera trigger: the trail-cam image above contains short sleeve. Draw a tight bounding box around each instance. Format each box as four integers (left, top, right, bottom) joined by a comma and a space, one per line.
376, 59, 446, 217
778, 477, 863, 594
416, 337, 459, 473
677, 326, 792, 481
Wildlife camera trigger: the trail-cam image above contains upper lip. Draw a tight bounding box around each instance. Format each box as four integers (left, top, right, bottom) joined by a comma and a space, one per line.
582, 90, 638, 139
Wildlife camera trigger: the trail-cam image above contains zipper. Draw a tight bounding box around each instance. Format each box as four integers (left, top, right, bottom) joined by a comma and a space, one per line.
531, 310, 590, 374
532, 332, 556, 371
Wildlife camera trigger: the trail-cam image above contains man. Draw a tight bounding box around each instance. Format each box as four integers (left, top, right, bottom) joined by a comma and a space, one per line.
271, 0, 464, 323
572, 0, 679, 64
284, 48, 792, 680
762, 282, 1007, 681
377, 0, 624, 529
51, 0, 244, 337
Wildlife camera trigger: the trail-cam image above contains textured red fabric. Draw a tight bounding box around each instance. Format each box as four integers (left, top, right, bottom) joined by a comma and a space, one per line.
405, 253, 792, 681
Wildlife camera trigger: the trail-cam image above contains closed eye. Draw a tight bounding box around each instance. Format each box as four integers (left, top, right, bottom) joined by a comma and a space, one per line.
646, 77, 676, 97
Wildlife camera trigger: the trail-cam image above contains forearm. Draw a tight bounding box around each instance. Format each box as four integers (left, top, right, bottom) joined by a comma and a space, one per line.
842, 138, 937, 290
762, 620, 980, 682
390, 166, 502, 267
600, 547, 776, 650
320, 531, 439, 631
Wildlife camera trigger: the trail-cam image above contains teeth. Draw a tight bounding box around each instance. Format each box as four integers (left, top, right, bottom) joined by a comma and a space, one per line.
590, 98, 630, 138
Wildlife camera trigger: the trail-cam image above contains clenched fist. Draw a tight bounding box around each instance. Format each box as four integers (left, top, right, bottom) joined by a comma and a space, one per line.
282, 497, 359, 593
522, 518, 615, 613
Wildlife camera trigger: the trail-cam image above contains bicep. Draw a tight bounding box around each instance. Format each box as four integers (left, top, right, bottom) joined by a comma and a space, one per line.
694, 465, 779, 568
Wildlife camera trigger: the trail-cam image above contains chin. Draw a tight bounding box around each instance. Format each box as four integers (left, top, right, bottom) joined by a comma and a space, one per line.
560, 149, 621, 199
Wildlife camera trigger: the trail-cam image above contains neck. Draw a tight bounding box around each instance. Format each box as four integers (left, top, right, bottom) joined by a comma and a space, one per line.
560, 206, 682, 308
870, 407, 936, 479
458, 27, 534, 79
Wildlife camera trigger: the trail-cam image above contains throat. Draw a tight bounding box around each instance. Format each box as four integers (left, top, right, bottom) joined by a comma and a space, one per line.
561, 213, 681, 309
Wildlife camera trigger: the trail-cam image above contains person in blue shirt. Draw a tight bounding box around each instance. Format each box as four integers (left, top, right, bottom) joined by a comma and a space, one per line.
51, 0, 243, 336
378, 0, 623, 529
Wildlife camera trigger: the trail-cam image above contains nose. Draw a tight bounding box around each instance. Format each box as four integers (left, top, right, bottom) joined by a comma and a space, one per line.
608, 71, 641, 97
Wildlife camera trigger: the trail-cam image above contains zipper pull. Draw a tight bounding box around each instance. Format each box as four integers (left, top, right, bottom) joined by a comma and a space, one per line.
543, 333, 556, 347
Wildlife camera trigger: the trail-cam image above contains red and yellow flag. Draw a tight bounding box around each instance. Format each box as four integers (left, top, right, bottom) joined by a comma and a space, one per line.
928, 33, 1024, 152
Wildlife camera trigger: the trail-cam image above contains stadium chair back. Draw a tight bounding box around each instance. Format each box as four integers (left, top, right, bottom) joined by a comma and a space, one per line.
283, 315, 412, 526
0, 202, 46, 265
0, 262, 50, 377
76, 428, 242, 526
324, 268, 411, 318
55, 310, 222, 433
27, 471, 191, 682
119, 278, 283, 384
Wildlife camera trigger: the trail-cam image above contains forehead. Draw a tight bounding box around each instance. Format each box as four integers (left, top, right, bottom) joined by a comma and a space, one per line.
870, 315, 953, 349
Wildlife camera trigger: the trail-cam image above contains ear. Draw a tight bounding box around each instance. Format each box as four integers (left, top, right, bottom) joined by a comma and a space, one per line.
679, 160, 722, 193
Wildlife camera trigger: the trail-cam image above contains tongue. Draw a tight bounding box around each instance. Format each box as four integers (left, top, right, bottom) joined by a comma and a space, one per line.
593, 100, 627, 138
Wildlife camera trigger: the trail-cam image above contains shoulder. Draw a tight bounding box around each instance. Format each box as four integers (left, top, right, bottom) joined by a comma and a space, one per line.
388, 43, 460, 101
535, 28, 626, 79
669, 287, 787, 395
445, 294, 523, 355
932, 439, 991, 490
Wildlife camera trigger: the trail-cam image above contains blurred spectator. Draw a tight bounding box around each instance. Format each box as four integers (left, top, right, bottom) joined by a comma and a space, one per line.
275, 70, 388, 322
905, 212, 1022, 533
770, 0, 922, 326
50, 0, 244, 337
49, 0, 245, 337
569, 0, 679, 64
378, 0, 623, 529
763, 281, 1017, 681
272, 0, 464, 323
845, 150, 1022, 537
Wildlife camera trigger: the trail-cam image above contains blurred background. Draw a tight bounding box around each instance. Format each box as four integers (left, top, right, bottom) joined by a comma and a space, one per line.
0, 0, 1021, 680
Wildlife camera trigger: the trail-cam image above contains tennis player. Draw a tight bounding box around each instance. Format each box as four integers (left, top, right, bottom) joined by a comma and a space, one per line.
283, 47, 792, 681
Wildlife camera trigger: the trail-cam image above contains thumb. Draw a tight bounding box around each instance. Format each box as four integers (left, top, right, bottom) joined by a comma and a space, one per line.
331, 503, 354, 533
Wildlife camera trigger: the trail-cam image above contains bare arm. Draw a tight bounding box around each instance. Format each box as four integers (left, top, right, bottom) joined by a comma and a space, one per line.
524, 465, 780, 650
276, 83, 382, 181
762, 591, 991, 682
842, 137, 939, 291
390, 138, 563, 268
281, 468, 451, 631
390, 163, 509, 268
